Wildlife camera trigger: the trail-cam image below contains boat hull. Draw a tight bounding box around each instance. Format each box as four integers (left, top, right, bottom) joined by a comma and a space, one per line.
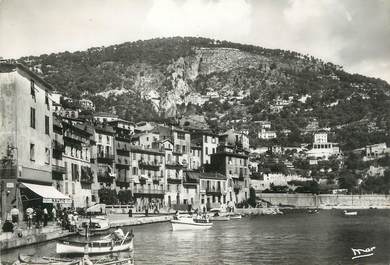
56, 239, 133, 255
210, 216, 230, 221
171, 220, 213, 231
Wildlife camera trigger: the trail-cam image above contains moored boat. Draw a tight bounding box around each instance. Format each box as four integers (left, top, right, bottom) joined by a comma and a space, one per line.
14, 254, 134, 265
171, 216, 213, 231
57, 229, 134, 255
226, 213, 242, 219
209, 209, 230, 221
343, 210, 357, 216
77, 216, 111, 236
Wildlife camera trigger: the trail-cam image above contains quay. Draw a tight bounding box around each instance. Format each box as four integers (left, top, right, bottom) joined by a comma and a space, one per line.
0, 214, 172, 251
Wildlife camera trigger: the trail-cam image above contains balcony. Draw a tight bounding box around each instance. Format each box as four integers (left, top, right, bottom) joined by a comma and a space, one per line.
206, 187, 222, 196
117, 148, 130, 156
97, 171, 114, 184
52, 165, 66, 174
0, 166, 17, 179
138, 160, 160, 171
96, 153, 115, 164
133, 187, 165, 198
183, 178, 198, 187
116, 180, 130, 188
167, 177, 182, 184
165, 162, 183, 170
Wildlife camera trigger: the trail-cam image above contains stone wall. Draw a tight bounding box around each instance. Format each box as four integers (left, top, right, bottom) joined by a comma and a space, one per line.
257, 193, 390, 209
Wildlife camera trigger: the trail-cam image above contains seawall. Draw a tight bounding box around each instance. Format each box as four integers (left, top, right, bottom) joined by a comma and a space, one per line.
1, 215, 173, 251
109, 215, 173, 227
257, 193, 390, 209
0, 226, 75, 251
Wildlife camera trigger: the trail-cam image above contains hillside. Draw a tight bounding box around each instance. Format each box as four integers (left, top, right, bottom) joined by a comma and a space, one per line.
18, 37, 390, 150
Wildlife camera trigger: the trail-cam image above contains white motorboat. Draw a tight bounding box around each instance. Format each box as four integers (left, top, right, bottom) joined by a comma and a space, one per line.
209, 209, 230, 221
226, 213, 242, 219
78, 216, 111, 236
171, 216, 213, 231
57, 229, 133, 255
343, 210, 357, 216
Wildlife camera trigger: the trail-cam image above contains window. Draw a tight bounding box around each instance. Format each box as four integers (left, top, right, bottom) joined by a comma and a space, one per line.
132, 167, 138, 175
30, 80, 35, 98
64, 162, 68, 180
182, 145, 186, 153
45, 92, 49, 107
205, 147, 208, 155
30, 144, 35, 161
45, 116, 50, 135
177, 132, 185, 140
30, 108, 36, 129
45, 148, 50, 164
65, 182, 68, 194
204, 136, 208, 143
72, 183, 75, 194
133, 153, 136, 160
212, 148, 215, 154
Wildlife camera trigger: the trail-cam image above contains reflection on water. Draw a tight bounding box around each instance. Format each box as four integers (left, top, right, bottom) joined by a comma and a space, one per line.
2, 210, 390, 265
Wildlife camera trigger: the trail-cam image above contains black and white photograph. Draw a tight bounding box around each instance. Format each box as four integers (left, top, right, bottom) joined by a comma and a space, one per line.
1, 0, 390, 264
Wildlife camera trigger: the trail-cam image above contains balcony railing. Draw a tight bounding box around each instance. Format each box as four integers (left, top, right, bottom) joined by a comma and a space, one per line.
0, 167, 17, 179
138, 160, 161, 171
165, 162, 183, 170
116, 180, 130, 188
183, 178, 198, 187
206, 187, 222, 196
96, 153, 115, 164
133, 187, 165, 197
117, 149, 130, 156
52, 165, 66, 174
167, 177, 182, 184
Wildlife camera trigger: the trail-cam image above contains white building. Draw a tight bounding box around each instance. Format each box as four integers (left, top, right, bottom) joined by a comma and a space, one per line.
306, 131, 340, 160
258, 128, 277, 140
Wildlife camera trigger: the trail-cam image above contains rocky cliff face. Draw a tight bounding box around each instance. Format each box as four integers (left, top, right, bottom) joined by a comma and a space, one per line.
16, 37, 390, 150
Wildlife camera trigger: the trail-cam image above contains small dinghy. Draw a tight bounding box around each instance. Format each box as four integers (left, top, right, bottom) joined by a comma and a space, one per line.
57, 229, 134, 255
343, 210, 357, 216
14, 254, 77, 265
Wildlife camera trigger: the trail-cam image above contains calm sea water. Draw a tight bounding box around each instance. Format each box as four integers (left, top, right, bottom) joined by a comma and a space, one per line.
2, 210, 390, 265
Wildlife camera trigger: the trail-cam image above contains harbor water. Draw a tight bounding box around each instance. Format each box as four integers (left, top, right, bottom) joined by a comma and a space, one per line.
2, 210, 390, 265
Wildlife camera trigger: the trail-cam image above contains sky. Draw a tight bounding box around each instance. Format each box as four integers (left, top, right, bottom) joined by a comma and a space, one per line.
0, 0, 389, 83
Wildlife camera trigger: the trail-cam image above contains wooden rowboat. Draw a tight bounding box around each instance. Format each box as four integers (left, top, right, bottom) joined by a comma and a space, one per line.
57, 230, 134, 255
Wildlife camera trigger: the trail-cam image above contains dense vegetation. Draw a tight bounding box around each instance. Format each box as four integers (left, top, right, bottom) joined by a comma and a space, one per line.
18, 37, 390, 151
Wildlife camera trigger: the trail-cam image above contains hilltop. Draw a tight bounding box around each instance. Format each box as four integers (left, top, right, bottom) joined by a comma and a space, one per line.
18, 37, 390, 150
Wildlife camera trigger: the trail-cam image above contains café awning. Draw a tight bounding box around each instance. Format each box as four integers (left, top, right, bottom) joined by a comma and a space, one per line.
21, 182, 71, 203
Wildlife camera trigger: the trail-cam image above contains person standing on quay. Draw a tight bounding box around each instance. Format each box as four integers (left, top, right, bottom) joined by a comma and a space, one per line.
26, 207, 33, 229
52, 207, 57, 222
43, 207, 49, 226
10, 206, 19, 224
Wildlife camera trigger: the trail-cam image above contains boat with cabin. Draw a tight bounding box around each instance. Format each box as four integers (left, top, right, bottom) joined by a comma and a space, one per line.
57, 229, 133, 255
171, 214, 213, 230
77, 216, 111, 236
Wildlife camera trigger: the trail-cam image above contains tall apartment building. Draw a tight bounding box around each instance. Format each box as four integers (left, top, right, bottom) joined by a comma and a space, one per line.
0, 64, 70, 219
109, 119, 134, 191
209, 145, 250, 204
93, 123, 116, 191
62, 117, 94, 208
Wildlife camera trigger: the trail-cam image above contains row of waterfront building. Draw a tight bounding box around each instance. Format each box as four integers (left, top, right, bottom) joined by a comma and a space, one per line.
0, 64, 252, 219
